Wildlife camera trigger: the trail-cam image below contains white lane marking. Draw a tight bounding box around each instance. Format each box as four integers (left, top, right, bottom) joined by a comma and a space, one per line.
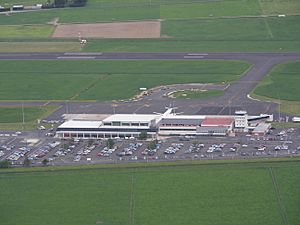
187, 53, 208, 56
64, 52, 103, 55
247, 94, 261, 102
183, 56, 205, 59
57, 56, 95, 59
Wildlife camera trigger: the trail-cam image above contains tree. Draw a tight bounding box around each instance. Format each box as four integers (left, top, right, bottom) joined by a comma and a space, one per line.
0, 160, 11, 168
42, 159, 49, 166
107, 139, 115, 149
88, 139, 95, 147
148, 139, 158, 150
54, 0, 66, 7
139, 131, 147, 140
23, 157, 31, 167
70, 0, 87, 7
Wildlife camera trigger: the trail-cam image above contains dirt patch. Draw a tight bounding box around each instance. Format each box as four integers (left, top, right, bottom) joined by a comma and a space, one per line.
52, 21, 161, 38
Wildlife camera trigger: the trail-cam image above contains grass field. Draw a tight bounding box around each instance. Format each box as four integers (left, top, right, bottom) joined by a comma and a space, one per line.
0, 25, 54, 38
0, 0, 299, 52
0, 106, 59, 130
0, 60, 250, 101
0, 160, 299, 225
162, 16, 300, 40
0, 41, 82, 52
252, 61, 300, 115
1, 0, 299, 25
172, 89, 224, 99
84, 39, 300, 52
160, 0, 262, 19
254, 61, 300, 101
271, 122, 300, 129
260, 0, 300, 15
0, 106, 57, 123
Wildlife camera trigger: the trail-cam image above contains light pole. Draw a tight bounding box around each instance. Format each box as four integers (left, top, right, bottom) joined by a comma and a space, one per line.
22, 102, 25, 131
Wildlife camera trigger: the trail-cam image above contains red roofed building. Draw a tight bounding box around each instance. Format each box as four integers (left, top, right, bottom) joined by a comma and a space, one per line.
201, 117, 234, 127
197, 117, 234, 136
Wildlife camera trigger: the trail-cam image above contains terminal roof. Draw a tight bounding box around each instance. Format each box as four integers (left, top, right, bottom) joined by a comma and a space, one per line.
103, 114, 160, 122
58, 120, 102, 129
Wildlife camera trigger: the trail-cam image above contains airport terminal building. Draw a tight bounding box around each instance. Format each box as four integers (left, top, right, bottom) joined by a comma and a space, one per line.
56, 109, 273, 139
56, 114, 159, 139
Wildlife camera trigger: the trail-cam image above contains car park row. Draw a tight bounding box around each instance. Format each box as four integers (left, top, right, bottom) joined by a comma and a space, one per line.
0, 126, 299, 166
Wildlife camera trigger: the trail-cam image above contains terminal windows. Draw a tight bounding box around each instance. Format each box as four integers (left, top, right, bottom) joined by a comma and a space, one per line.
112, 122, 121, 126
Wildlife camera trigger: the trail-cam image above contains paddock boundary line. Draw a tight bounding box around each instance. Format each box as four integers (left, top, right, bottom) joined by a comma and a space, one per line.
269, 167, 289, 225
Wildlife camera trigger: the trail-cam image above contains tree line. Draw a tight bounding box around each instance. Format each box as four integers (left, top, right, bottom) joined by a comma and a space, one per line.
48, 0, 88, 8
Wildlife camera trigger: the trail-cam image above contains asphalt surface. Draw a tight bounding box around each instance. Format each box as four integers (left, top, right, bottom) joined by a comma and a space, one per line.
1, 126, 300, 166
0, 52, 300, 119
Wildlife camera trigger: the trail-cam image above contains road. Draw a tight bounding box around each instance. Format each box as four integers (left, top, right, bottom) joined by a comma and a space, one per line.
0, 52, 300, 119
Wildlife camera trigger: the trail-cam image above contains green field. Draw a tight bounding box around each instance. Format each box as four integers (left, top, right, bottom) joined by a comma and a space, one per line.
0, 41, 82, 52
0, 106, 56, 123
0, 160, 299, 225
252, 61, 300, 115
160, 0, 262, 19
0, 106, 59, 130
1, 0, 299, 25
0, 25, 54, 38
162, 16, 300, 40
84, 39, 300, 52
0, 60, 250, 101
260, 0, 300, 15
254, 61, 300, 101
172, 89, 224, 99
0, 0, 299, 52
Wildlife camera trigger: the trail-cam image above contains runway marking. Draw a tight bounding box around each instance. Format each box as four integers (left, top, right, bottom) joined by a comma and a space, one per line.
57, 56, 95, 59
64, 52, 103, 56
43, 101, 50, 106
187, 53, 208, 56
7, 138, 17, 145
263, 18, 274, 39
128, 174, 136, 225
133, 104, 150, 113
183, 56, 205, 59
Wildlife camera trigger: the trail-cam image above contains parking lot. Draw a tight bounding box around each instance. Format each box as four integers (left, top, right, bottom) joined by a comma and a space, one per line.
0, 126, 299, 167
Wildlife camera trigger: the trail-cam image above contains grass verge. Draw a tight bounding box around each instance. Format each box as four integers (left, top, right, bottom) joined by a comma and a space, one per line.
252, 61, 300, 116
0, 41, 82, 52
0, 106, 59, 130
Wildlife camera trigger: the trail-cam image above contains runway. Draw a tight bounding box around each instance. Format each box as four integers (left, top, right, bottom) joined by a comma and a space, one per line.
0, 52, 299, 118
0, 52, 300, 62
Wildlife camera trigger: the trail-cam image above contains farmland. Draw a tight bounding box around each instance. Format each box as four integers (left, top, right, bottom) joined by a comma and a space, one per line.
0, 0, 299, 52
0, 159, 299, 225
0, 60, 250, 101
